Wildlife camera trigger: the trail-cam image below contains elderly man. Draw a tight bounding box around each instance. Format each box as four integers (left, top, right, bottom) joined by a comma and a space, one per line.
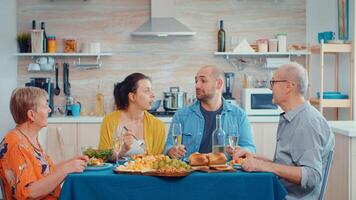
237, 62, 335, 199
164, 65, 256, 159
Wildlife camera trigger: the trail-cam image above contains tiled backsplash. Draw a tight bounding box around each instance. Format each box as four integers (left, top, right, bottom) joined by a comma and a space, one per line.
17, 0, 306, 114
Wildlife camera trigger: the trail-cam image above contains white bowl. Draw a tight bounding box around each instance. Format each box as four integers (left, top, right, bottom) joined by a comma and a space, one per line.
40, 63, 54, 71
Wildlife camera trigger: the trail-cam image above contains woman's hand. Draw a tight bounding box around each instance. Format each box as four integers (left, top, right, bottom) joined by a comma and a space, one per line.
121, 129, 135, 151
59, 158, 87, 175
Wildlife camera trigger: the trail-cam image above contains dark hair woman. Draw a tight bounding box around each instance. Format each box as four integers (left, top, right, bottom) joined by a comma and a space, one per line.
98, 73, 166, 159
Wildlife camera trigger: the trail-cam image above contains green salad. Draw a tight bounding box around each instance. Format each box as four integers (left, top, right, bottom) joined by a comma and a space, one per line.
82, 147, 112, 160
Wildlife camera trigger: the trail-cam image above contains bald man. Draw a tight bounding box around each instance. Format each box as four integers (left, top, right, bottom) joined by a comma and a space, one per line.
164, 65, 256, 159
237, 62, 335, 199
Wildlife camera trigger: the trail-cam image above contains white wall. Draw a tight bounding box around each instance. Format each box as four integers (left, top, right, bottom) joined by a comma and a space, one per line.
0, 0, 17, 139
306, 0, 354, 120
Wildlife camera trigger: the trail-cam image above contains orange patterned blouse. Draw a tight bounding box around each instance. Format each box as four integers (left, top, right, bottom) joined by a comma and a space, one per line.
0, 131, 61, 199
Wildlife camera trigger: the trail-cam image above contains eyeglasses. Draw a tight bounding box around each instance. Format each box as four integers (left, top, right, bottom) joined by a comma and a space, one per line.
269, 80, 288, 87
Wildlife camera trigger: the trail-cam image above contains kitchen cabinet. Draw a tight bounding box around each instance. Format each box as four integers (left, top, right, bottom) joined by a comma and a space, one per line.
308, 42, 353, 120
77, 123, 101, 154
44, 124, 78, 164
324, 133, 356, 200
39, 118, 278, 164
250, 122, 278, 160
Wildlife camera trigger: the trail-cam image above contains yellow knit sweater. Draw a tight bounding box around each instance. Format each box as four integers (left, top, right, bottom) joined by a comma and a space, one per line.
98, 110, 166, 155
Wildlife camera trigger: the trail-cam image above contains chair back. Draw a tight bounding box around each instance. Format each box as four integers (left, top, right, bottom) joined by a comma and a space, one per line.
319, 150, 334, 200
0, 176, 6, 200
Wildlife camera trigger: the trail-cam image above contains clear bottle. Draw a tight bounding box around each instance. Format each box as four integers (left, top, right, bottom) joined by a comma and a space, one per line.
212, 114, 226, 153
217, 20, 226, 52
95, 85, 105, 116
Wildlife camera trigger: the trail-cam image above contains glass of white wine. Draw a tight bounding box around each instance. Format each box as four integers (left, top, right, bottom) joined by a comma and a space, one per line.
112, 126, 124, 166
228, 124, 239, 161
172, 123, 182, 159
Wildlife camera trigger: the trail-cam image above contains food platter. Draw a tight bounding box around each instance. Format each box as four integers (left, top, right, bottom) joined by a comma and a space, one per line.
113, 168, 191, 177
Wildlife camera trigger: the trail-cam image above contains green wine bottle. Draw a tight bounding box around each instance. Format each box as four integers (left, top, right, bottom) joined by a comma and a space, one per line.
217, 20, 226, 52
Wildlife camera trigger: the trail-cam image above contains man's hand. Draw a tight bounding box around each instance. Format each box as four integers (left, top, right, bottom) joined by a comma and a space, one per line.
167, 145, 186, 159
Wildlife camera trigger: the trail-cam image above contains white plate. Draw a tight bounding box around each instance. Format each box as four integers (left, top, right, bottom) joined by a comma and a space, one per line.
85, 163, 113, 171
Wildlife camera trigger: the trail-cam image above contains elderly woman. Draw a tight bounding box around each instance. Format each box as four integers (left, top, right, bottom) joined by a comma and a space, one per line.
98, 73, 166, 158
0, 87, 88, 200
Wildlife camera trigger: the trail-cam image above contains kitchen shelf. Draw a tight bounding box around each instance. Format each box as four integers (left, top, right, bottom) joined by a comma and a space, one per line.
17, 52, 113, 70
310, 98, 352, 108
214, 51, 310, 59
308, 42, 353, 120
16, 52, 112, 57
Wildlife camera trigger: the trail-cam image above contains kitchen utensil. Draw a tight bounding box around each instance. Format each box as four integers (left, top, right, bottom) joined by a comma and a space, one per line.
71, 102, 81, 117
163, 87, 187, 111
54, 64, 60, 95
63, 63, 70, 96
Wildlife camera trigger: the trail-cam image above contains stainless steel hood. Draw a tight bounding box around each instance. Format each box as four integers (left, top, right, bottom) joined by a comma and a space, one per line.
131, 0, 196, 37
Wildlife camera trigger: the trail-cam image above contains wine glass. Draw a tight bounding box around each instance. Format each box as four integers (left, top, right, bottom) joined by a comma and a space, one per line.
172, 123, 182, 159
112, 125, 124, 166
228, 124, 239, 161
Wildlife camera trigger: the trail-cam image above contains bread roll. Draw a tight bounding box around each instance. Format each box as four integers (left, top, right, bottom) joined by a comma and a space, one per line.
189, 153, 209, 166
207, 152, 227, 166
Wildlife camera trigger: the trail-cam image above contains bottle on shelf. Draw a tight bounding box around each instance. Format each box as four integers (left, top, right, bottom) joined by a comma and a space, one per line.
41, 22, 47, 53
217, 20, 226, 52
212, 114, 226, 153
32, 20, 36, 30
95, 85, 105, 116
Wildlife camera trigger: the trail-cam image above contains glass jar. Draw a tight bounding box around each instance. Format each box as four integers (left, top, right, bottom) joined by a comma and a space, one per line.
257, 39, 268, 52
64, 38, 77, 53
277, 33, 287, 52
47, 36, 56, 53
268, 39, 278, 52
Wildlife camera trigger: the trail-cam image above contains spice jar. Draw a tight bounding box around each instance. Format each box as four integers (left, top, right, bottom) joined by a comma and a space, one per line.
256, 39, 268, 52
268, 39, 278, 52
64, 39, 77, 53
277, 33, 287, 52
47, 36, 56, 53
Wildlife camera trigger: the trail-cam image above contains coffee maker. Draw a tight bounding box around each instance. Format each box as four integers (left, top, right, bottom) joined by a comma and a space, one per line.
223, 72, 235, 99
25, 77, 54, 116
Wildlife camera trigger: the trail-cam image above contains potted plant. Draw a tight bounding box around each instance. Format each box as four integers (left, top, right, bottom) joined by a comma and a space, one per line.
16, 32, 31, 53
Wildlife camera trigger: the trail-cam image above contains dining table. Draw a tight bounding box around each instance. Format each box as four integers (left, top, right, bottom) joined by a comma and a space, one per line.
59, 167, 287, 200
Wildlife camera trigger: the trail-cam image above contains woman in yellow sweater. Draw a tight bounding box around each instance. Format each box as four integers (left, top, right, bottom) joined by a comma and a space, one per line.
98, 73, 166, 157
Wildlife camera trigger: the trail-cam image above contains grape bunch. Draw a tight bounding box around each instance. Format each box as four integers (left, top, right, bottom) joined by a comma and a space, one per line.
152, 156, 190, 173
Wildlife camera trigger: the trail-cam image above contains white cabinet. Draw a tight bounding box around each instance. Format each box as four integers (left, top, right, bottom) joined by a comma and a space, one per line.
77, 123, 101, 153
250, 122, 278, 160
45, 124, 78, 164
325, 133, 356, 200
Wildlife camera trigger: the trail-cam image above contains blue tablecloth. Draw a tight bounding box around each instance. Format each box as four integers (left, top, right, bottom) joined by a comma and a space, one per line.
59, 168, 287, 200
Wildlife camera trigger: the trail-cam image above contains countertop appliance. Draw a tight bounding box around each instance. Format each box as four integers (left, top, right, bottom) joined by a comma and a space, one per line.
223, 72, 235, 100
25, 77, 54, 116
242, 88, 283, 116
163, 86, 187, 111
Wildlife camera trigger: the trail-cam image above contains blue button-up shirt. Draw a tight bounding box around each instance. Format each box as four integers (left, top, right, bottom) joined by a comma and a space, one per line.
164, 99, 256, 159
274, 102, 335, 199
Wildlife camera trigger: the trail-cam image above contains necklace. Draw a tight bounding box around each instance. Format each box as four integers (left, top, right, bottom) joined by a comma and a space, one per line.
16, 127, 43, 152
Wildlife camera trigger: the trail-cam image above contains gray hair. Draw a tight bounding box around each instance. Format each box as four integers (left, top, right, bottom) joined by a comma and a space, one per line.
279, 62, 308, 96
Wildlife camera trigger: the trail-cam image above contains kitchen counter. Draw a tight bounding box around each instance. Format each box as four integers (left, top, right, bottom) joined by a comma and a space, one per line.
48, 115, 280, 124
328, 121, 356, 137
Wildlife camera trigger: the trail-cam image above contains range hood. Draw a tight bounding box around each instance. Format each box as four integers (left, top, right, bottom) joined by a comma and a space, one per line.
131, 0, 196, 37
